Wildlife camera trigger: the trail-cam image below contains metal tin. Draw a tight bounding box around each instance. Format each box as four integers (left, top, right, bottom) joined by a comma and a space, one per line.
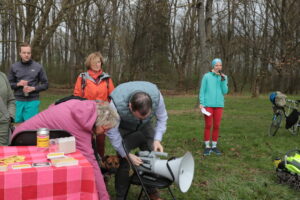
37, 128, 50, 148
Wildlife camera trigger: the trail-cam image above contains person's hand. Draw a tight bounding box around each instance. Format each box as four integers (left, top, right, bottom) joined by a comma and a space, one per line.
219, 71, 226, 80
199, 104, 203, 110
23, 86, 35, 93
153, 140, 164, 152
127, 153, 143, 166
17, 80, 28, 87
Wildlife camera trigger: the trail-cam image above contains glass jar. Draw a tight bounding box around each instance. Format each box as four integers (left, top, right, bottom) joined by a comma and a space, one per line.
37, 128, 50, 148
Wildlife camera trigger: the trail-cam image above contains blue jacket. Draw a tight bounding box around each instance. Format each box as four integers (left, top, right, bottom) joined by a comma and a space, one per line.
199, 72, 228, 107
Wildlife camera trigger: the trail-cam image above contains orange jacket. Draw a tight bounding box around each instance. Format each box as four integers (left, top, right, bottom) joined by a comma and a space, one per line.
73, 70, 114, 101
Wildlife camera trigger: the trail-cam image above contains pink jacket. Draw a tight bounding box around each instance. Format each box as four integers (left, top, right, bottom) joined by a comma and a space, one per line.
12, 100, 109, 200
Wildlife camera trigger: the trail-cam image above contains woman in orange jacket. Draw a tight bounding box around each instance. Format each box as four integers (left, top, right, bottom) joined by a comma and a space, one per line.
74, 52, 115, 158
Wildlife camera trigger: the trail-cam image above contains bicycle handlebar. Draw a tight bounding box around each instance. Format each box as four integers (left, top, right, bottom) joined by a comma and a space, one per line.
286, 99, 299, 104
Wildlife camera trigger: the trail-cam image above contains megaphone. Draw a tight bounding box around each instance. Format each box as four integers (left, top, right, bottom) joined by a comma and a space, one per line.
136, 151, 194, 193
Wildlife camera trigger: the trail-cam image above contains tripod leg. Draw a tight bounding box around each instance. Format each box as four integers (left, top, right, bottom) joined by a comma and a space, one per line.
168, 187, 176, 200
138, 188, 143, 200
122, 141, 151, 200
124, 182, 131, 200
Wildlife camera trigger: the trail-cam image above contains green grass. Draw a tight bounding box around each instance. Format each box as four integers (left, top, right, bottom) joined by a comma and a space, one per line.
39, 93, 300, 200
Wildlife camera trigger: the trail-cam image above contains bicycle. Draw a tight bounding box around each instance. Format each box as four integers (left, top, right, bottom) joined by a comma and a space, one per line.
269, 99, 300, 136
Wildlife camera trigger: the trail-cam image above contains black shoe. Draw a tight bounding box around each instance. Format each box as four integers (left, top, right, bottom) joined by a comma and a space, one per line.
211, 147, 222, 155
203, 148, 211, 156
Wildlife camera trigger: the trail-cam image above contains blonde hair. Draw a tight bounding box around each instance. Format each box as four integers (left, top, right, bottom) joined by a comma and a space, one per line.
85, 52, 104, 69
95, 102, 119, 128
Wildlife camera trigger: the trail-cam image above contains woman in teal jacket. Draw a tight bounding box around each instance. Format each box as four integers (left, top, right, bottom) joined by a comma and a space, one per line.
199, 58, 228, 156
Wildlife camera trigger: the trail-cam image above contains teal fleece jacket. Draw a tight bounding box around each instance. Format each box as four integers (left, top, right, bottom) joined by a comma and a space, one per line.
199, 72, 228, 107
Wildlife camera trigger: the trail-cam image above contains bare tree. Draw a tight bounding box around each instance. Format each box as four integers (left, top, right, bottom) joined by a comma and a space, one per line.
0, 0, 299, 93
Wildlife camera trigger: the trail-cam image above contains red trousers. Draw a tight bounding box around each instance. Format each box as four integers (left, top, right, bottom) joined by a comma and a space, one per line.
203, 107, 223, 142
96, 134, 106, 158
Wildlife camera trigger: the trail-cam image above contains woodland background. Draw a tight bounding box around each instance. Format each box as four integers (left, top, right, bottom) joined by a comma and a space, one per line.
0, 0, 299, 96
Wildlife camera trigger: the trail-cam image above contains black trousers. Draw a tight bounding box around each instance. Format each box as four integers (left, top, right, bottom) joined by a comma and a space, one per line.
115, 122, 156, 199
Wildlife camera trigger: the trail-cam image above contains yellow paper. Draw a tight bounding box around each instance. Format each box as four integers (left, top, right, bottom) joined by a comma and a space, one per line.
12, 164, 32, 170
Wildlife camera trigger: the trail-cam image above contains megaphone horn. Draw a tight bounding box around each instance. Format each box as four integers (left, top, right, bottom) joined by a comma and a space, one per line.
138, 151, 195, 193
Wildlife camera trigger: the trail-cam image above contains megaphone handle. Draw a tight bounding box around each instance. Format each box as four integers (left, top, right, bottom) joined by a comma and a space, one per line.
140, 164, 151, 171
166, 157, 176, 182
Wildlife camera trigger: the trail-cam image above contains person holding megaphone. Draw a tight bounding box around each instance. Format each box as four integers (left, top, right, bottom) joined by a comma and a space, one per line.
199, 58, 228, 156
106, 81, 168, 200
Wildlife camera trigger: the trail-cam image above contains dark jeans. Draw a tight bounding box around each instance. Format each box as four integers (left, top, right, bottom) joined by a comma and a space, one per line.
115, 122, 156, 200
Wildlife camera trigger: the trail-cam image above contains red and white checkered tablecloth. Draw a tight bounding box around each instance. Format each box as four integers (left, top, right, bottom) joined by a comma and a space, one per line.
0, 146, 98, 200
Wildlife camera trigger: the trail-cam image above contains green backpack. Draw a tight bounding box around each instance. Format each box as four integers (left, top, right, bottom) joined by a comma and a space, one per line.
285, 152, 300, 174
276, 150, 300, 174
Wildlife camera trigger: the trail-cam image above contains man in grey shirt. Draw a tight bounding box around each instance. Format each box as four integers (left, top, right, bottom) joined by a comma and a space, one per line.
106, 81, 168, 200
8, 43, 48, 123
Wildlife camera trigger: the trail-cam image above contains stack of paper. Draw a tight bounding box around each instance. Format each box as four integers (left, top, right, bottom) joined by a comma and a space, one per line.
51, 157, 78, 167
0, 165, 7, 171
11, 164, 32, 170
201, 108, 211, 116
47, 152, 65, 159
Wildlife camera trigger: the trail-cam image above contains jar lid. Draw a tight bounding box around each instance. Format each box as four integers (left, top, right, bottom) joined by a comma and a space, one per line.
37, 128, 49, 135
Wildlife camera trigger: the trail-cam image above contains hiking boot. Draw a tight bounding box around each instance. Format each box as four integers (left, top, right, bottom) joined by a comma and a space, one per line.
211, 147, 222, 155
203, 148, 211, 156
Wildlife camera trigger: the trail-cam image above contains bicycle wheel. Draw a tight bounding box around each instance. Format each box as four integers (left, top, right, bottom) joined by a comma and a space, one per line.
269, 112, 283, 136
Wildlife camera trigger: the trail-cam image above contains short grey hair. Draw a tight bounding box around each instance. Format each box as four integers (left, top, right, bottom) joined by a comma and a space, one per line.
95, 102, 120, 128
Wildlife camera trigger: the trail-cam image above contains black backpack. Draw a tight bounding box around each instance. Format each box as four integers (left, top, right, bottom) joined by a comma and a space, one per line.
286, 109, 299, 129
54, 95, 87, 105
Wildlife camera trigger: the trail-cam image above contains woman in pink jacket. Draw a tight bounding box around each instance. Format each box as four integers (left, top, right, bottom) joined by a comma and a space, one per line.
11, 100, 119, 200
